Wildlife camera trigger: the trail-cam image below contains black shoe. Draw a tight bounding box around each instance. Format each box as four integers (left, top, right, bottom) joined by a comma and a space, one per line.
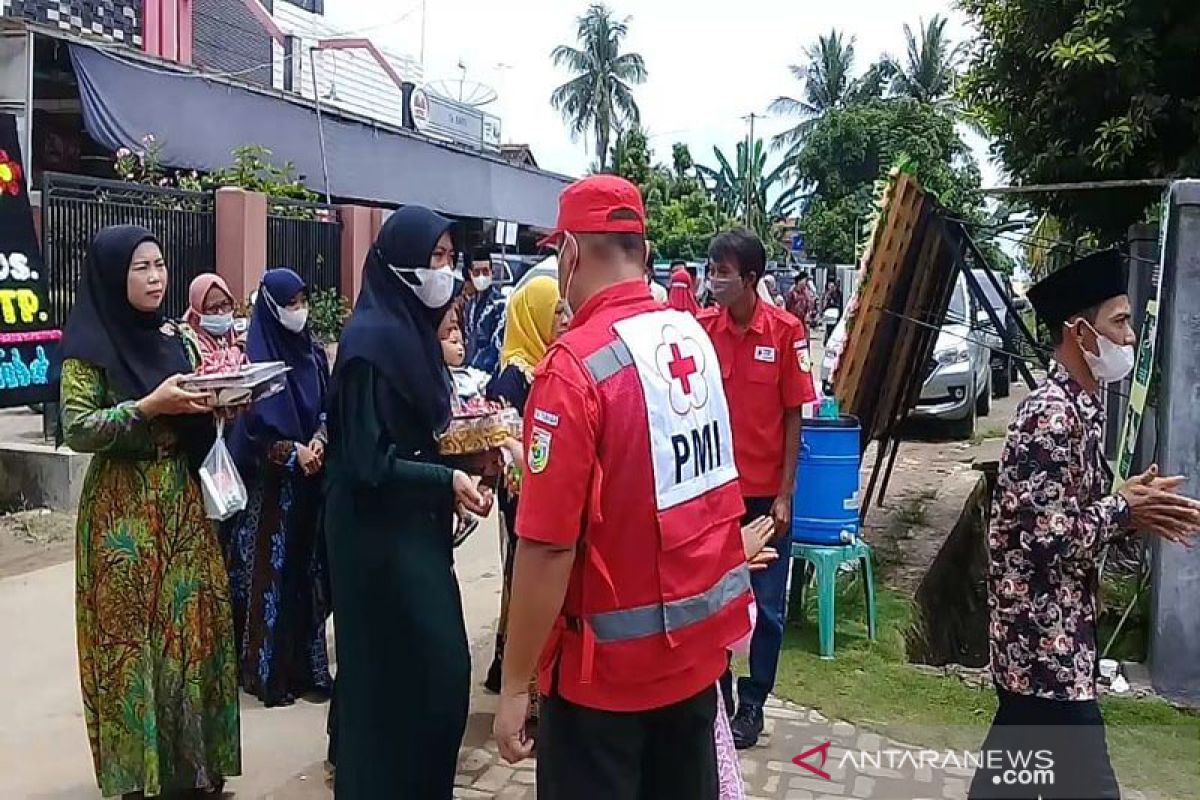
483, 657, 502, 694
730, 704, 764, 750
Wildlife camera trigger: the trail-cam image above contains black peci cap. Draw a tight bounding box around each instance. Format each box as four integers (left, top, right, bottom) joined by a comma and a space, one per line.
1027, 248, 1128, 329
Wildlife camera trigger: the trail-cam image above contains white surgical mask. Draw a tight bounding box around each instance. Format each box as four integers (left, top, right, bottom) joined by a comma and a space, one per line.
279, 306, 309, 333
472, 274, 494, 292
1078, 321, 1134, 383
393, 266, 457, 309
199, 312, 234, 337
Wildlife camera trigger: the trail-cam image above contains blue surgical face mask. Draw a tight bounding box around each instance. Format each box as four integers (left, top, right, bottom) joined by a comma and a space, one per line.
199, 312, 234, 337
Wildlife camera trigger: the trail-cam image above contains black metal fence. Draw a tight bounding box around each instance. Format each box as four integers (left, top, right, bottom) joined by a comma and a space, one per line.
41, 173, 216, 325
266, 199, 342, 295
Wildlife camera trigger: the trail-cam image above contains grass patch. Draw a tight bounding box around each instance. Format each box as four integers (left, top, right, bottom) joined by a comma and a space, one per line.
775, 576, 1199, 799
969, 425, 1008, 445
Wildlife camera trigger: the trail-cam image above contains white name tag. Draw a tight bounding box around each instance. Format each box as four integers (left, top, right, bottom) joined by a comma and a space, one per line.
613, 310, 739, 511
755, 346, 777, 363
533, 408, 560, 428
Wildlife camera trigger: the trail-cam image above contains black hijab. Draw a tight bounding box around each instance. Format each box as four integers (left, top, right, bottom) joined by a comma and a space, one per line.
59, 225, 213, 468
329, 206, 456, 438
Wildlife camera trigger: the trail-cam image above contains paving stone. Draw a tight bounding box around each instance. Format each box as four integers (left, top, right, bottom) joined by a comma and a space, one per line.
784, 791, 813, 800
458, 747, 491, 773
851, 775, 875, 797
915, 764, 933, 782
831, 721, 856, 739
473, 765, 514, 794
453, 772, 474, 788
856, 732, 882, 752
943, 777, 967, 799
496, 786, 529, 799
808, 709, 828, 723
512, 770, 536, 785
762, 774, 780, 794
789, 776, 846, 794
453, 789, 492, 800
740, 757, 760, 778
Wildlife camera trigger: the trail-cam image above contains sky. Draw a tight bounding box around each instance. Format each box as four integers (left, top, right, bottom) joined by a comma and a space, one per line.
326, 0, 1001, 187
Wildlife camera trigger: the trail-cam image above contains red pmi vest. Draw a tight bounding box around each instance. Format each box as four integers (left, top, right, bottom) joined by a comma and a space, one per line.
551, 302, 752, 699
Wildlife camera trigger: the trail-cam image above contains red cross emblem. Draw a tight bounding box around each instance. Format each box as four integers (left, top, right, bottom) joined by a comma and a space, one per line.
667, 342, 698, 395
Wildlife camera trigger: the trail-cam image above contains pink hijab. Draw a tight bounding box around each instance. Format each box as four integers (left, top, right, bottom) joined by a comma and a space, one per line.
184, 273, 246, 374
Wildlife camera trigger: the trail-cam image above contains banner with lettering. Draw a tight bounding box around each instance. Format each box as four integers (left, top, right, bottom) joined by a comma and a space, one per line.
0, 114, 58, 407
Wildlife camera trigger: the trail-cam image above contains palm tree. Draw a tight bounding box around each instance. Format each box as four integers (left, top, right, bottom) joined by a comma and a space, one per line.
550, 4, 648, 173
882, 15, 967, 109
768, 30, 880, 157
697, 140, 801, 244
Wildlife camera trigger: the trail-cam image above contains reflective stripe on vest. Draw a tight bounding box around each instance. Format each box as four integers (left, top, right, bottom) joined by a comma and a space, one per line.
584, 340, 634, 384
587, 563, 751, 644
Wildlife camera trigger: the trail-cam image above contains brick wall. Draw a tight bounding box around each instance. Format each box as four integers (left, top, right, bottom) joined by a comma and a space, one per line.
192, 0, 273, 86
1, 0, 142, 46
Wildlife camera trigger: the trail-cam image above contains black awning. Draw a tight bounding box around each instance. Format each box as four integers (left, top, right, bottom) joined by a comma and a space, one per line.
70, 44, 570, 228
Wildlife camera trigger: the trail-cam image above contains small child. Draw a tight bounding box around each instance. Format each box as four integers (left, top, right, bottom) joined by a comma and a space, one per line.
438, 308, 485, 545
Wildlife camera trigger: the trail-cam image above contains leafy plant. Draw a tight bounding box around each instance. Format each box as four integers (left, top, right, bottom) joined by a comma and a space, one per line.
308, 287, 351, 344
697, 139, 800, 251
550, 3, 648, 173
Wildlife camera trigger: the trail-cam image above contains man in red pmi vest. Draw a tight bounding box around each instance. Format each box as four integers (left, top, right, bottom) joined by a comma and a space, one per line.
700, 228, 817, 749
493, 174, 752, 799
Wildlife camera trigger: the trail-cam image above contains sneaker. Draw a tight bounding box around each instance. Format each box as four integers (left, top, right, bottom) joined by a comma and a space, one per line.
730, 704, 764, 750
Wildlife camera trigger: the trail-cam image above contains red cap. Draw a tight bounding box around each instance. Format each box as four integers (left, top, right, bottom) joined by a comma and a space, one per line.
538, 175, 646, 247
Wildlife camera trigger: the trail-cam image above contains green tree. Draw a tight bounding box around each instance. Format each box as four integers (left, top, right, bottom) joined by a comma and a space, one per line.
958, 0, 1200, 240
697, 140, 800, 248
882, 15, 967, 108
792, 98, 982, 263
768, 30, 884, 159
608, 129, 732, 260
550, 4, 648, 173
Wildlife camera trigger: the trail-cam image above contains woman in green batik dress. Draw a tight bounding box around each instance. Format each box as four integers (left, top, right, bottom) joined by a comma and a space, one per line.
60, 225, 240, 798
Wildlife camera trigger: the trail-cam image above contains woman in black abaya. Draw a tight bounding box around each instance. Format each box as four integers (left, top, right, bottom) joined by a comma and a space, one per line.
323, 206, 492, 799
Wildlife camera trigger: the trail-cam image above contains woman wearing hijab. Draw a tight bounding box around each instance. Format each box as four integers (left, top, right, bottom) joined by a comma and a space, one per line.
181, 273, 247, 374
225, 268, 332, 707
324, 206, 493, 799
60, 225, 239, 798
667, 266, 702, 316
482, 276, 563, 693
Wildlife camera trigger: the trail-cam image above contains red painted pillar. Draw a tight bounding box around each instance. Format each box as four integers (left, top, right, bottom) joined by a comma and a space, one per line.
178, 0, 193, 64
143, 0, 162, 58
161, 0, 179, 62
338, 205, 373, 302
215, 188, 268, 303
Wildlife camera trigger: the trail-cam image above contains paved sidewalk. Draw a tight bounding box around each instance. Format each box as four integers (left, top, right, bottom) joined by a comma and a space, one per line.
274, 692, 978, 800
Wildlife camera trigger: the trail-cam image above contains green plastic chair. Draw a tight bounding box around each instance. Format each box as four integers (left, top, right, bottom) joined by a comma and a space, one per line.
790, 540, 878, 659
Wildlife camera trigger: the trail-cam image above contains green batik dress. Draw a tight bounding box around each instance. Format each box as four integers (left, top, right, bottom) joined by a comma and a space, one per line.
62, 354, 241, 797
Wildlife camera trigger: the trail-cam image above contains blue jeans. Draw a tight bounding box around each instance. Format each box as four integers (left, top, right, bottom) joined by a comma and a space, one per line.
722, 496, 790, 711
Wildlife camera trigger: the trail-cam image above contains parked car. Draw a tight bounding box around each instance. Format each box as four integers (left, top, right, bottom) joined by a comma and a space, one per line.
820, 274, 996, 439
970, 270, 1025, 398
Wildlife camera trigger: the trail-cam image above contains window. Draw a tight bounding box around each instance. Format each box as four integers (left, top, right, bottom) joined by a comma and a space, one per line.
282, 0, 324, 14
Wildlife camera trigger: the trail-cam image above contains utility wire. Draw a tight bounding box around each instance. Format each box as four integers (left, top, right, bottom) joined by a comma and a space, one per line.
948, 217, 1162, 269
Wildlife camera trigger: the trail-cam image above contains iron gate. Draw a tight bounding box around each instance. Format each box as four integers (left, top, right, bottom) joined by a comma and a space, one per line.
266, 199, 342, 295
41, 173, 216, 325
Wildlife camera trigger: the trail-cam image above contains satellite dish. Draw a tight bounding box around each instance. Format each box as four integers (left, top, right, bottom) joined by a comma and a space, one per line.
426, 78, 498, 107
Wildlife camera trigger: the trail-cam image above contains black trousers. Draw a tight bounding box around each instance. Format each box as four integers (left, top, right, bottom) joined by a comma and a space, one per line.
537, 685, 719, 800
968, 687, 1120, 800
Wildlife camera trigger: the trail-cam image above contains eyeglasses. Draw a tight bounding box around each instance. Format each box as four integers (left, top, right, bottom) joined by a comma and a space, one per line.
204, 301, 235, 314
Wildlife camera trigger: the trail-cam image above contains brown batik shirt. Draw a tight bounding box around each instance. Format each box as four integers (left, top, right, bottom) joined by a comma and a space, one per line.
987, 364, 1131, 701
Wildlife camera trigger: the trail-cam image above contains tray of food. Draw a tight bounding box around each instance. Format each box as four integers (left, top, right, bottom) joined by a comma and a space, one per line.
439, 398, 521, 456
179, 362, 291, 407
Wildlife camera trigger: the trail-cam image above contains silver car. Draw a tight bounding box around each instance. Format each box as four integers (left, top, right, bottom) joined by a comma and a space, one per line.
820, 275, 996, 438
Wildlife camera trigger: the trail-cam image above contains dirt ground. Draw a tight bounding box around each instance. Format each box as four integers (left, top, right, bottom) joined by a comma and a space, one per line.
858, 387, 1027, 595
0, 509, 76, 580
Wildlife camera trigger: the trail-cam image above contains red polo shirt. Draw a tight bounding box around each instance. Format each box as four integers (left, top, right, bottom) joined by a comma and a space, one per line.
700, 299, 816, 498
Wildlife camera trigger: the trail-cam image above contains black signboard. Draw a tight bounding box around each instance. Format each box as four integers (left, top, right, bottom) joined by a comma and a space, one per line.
0, 114, 58, 407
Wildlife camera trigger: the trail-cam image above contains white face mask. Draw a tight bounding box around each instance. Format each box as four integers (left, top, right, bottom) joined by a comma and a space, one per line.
1078, 321, 1134, 383
199, 312, 234, 337
472, 274, 494, 292
279, 306, 309, 333
394, 266, 457, 309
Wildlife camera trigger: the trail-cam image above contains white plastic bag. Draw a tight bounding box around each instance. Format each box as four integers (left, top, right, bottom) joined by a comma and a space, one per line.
199, 419, 247, 521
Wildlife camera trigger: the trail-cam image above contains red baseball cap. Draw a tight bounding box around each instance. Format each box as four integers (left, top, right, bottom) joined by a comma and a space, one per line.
538, 174, 646, 247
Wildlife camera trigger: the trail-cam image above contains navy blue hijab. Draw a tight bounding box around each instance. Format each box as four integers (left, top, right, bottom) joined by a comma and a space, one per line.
229, 268, 329, 473
328, 206, 456, 437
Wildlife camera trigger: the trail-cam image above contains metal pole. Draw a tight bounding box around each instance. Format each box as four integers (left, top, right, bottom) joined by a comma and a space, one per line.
419, 0, 427, 68
309, 48, 333, 206
1150, 180, 1200, 705
744, 114, 755, 228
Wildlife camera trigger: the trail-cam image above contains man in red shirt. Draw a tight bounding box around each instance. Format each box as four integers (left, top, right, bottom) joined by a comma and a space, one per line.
700, 228, 817, 749
494, 176, 752, 799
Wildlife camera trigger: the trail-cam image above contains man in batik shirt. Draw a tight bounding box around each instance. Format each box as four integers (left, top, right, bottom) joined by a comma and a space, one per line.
969, 249, 1200, 800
